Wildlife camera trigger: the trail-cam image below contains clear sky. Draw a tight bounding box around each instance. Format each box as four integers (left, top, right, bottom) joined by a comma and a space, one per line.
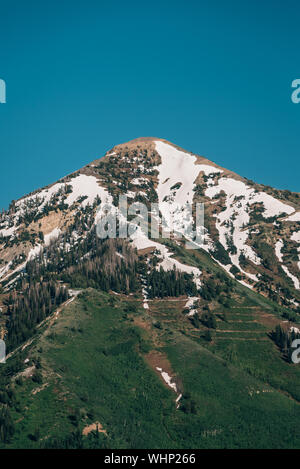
0, 0, 300, 209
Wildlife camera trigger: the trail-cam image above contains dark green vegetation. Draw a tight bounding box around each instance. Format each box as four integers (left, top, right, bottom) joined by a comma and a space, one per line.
24, 230, 140, 295
5, 282, 68, 350
1, 290, 188, 449
0, 282, 299, 449
2, 232, 141, 355
146, 267, 198, 299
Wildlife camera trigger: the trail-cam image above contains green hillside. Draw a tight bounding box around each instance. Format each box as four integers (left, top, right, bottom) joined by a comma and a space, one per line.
0, 284, 299, 449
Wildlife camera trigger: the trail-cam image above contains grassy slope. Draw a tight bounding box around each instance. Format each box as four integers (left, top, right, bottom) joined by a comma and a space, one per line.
1, 285, 299, 449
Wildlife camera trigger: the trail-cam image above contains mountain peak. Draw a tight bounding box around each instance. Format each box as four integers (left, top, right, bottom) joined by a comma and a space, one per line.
104, 137, 195, 159
1, 136, 300, 310
107, 137, 169, 155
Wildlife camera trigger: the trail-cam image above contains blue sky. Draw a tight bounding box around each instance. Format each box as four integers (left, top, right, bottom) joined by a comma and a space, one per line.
0, 0, 299, 209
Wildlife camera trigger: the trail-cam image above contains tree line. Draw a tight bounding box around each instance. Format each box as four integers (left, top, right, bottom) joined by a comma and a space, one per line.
4, 282, 69, 350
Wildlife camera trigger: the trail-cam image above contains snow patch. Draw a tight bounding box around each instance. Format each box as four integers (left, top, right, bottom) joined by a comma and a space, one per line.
205, 178, 261, 276
44, 228, 61, 246
131, 227, 201, 288
291, 231, 300, 243
156, 367, 178, 392
155, 141, 219, 240
275, 239, 284, 263
184, 297, 199, 316
205, 177, 294, 279
287, 212, 300, 222
66, 174, 108, 208
282, 265, 300, 290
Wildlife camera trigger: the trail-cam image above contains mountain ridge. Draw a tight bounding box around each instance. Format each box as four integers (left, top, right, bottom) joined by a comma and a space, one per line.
0, 137, 300, 449
1, 138, 300, 308
4, 136, 300, 206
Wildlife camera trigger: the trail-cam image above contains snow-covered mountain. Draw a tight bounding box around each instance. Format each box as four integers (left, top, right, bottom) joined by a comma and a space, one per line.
1, 137, 300, 310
